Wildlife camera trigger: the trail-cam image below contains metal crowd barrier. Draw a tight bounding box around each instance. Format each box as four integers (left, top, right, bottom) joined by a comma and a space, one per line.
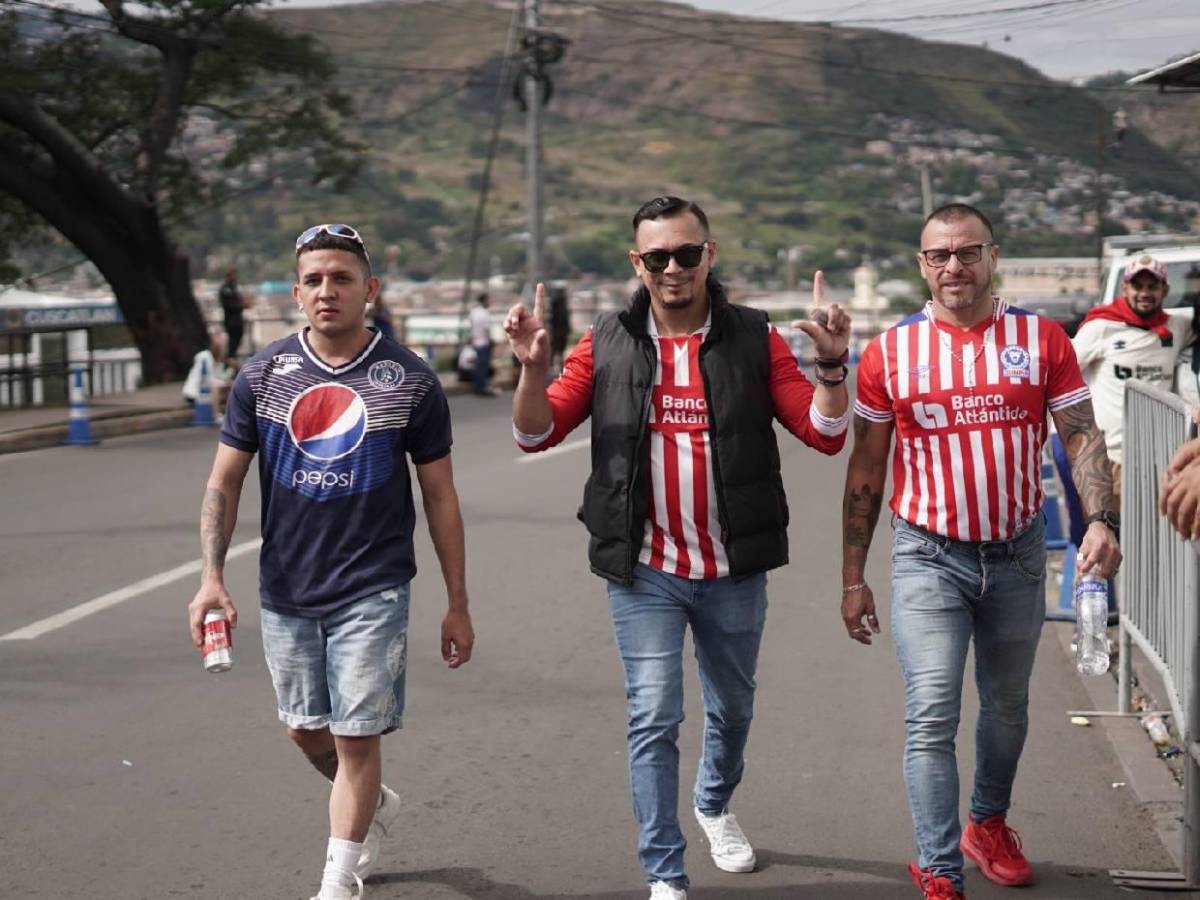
1111, 379, 1199, 890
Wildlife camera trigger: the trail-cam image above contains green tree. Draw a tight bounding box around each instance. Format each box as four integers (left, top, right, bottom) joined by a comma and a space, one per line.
0, 0, 358, 381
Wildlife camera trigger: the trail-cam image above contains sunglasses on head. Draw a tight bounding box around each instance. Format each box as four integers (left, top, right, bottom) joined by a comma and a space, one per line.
637, 242, 708, 274
295, 224, 370, 263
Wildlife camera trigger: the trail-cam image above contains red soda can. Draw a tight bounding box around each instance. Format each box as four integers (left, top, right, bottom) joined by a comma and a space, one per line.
202, 610, 233, 673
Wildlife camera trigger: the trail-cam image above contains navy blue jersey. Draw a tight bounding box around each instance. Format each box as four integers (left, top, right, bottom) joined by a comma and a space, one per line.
220, 329, 452, 617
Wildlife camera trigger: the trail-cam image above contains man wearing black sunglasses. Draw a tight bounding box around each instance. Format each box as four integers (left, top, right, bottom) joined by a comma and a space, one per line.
189, 224, 475, 900
505, 196, 852, 900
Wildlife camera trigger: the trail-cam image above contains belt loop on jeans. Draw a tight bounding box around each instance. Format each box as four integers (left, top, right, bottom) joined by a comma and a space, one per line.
896, 515, 950, 550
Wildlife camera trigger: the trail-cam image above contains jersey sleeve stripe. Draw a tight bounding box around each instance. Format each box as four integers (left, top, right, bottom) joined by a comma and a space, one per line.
513, 420, 555, 448
853, 400, 894, 422
1047, 386, 1091, 411
810, 406, 850, 436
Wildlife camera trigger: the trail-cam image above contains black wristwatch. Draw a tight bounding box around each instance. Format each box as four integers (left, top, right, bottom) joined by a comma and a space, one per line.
1085, 509, 1120, 538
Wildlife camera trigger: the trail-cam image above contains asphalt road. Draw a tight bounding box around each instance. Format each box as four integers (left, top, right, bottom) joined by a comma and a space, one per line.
0, 393, 1183, 898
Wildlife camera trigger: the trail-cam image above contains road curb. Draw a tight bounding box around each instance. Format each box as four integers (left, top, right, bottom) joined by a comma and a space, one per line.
1051, 621, 1186, 871
0, 408, 196, 454
0, 381, 489, 455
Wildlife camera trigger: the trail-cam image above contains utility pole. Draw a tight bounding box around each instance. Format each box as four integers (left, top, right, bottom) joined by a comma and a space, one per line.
1095, 104, 1106, 285
1094, 106, 1128, 291
525, 0, 544, 300
919, 165, 933, 219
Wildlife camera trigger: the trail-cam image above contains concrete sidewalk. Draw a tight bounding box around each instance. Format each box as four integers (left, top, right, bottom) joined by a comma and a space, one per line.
0, 370, 485, 455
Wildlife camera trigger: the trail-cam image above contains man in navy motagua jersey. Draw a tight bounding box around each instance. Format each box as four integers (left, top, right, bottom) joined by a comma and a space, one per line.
188, 224, 474, 900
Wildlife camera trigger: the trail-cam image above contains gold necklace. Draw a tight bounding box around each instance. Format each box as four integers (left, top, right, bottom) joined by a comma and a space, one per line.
925, 298, 998, 392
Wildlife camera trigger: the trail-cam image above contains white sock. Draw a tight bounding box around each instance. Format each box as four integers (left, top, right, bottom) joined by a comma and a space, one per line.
321, 837, 363, 890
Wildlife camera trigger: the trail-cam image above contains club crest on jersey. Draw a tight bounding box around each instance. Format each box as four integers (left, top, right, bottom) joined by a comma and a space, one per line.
271, 353, 304, 375
368, 360, 406, 391
1000, 344, 1031, 379
287, 383, 368, 461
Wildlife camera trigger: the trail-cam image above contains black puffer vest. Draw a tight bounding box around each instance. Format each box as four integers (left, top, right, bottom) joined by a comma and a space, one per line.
579, 278, 789, 584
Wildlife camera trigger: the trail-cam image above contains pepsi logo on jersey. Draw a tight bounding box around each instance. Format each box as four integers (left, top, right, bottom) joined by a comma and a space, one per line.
287, 383, 368, 461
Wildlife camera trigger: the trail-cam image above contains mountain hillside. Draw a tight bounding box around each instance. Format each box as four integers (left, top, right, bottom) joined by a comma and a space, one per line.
181, 0, 1200, 286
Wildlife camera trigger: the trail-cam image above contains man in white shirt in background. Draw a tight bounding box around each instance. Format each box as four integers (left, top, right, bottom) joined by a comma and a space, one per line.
1072, 254, 1190, 502
468, 292, 496, 396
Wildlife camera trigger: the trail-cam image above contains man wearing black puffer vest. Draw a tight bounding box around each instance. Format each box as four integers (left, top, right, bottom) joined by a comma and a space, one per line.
504, 196, 851, 900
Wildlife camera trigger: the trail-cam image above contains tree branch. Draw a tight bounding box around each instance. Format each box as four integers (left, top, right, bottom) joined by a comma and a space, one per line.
0, 143, 128, 277
0, 96, 144, 226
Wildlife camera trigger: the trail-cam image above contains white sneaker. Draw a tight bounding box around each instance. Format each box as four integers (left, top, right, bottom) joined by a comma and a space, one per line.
693, 807, 756, 873
649, 882, 687, 900
310, 873, 364, 900
355, 784, 401, 878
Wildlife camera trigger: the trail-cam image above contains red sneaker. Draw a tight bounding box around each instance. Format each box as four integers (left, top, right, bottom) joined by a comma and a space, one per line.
907, 862, 966, 899
960, 814, 1034, 886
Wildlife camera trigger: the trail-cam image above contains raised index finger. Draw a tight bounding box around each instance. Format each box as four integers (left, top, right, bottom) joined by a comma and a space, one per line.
534, 282, 546, 323
811, 270, 826, 308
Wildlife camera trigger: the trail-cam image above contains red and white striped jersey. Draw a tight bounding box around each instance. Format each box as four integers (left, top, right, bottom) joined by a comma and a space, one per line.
854, 298, 1089, 542
516, 315, 847, 579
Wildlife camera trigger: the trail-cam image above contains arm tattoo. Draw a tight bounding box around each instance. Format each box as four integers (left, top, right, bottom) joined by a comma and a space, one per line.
200, 487, 229, 578
845, 482, 884, 549
853, 414, 870, 441
305, 748, 339, 782
1054, 400, 1115, 516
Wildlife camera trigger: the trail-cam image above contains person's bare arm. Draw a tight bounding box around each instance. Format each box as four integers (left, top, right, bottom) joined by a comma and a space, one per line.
841, 414, 893, 645
416, 454, 474, 668
1051, 399, 1121, 577
187, 444, 254, 647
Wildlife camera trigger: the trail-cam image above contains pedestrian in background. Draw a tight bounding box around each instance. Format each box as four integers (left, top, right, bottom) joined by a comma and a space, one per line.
841, 203, 1120, 900
218, 268, 249, 360
370, 291, 396, 341
548, 283, 570, 373
505, 195, 850, 900
1172, 263, 1200, 411
188, 223, 474, 900
1073, 254, 1188, 503
469, 292, 496, 396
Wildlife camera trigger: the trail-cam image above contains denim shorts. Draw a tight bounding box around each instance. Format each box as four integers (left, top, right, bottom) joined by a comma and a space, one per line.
260, 585, 410, 737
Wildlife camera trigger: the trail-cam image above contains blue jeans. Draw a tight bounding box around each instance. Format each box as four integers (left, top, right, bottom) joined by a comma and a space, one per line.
607, 564, 768, 889
260, 585, 410, 737
472, 342, 492, 395
890, 516, 1046, 890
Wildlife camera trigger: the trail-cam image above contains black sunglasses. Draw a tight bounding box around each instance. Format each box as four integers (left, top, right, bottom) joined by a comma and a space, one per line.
637, 242, 708, 274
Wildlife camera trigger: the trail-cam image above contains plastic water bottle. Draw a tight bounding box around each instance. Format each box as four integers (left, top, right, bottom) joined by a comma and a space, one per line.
1074, 572, 1110, 676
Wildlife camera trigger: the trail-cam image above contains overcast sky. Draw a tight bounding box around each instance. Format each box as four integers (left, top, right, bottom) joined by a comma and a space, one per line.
684, 0, 1198, 81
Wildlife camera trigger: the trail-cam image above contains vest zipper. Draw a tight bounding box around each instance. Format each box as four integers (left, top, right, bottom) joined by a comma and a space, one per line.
698, 340, 730, 546
628, 336, 656, 578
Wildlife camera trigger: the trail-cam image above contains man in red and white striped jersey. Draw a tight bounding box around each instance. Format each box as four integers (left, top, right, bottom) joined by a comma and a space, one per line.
505, 196, 850, 900
841, 204, 1121, 900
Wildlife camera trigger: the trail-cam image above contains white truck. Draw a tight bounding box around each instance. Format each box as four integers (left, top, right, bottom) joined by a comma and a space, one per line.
1100, 235, 1200, 320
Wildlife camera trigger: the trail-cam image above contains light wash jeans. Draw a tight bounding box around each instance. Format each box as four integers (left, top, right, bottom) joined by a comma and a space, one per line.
260, 585, 410, 737
890, 515, 1046, 890
607, 563, 768, 889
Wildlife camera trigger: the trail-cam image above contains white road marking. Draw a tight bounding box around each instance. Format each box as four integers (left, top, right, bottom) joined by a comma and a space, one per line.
0, 538, 262, 641
513, 437, 589, 464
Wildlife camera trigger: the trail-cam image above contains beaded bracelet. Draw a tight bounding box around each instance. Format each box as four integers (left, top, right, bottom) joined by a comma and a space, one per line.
815, 350, 850, 368
842, 583, 867, 594
814, 364, 848, 387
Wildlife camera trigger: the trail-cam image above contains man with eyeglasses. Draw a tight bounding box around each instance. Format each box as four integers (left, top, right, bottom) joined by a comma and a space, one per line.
504, 195, 851, 899
188, 224, 475, 900
1072, 254, 1189, 505
841, 203, 1120, 899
